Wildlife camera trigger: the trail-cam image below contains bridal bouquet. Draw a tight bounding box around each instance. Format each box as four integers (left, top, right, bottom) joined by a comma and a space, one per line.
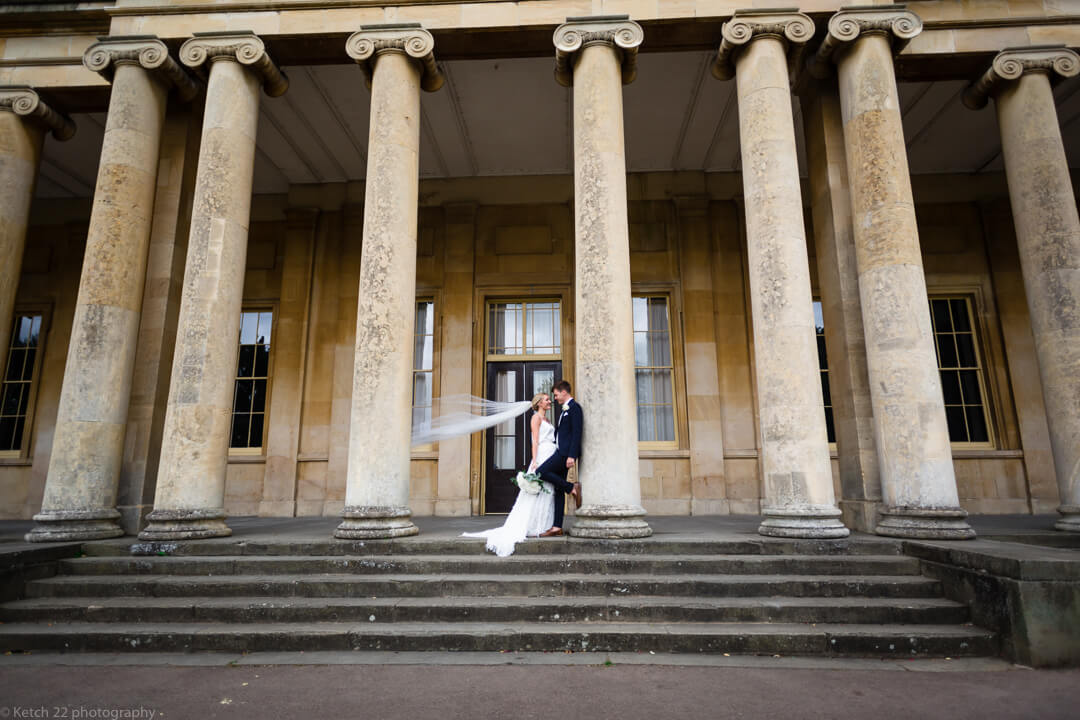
513, 471, 551, 495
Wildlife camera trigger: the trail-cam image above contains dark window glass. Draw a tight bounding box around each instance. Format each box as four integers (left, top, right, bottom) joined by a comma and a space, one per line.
930, 297, 991, 444
231, 310, 272, 449
1, 312, 43, 453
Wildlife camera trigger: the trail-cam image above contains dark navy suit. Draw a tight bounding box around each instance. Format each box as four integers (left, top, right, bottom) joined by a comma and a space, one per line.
535, 398, 583, 528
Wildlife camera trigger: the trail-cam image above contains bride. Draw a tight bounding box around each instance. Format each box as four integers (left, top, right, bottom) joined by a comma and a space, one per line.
462, 392, 556, 556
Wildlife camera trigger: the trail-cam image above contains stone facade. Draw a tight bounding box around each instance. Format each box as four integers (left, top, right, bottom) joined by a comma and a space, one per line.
0, 1, 1077, 539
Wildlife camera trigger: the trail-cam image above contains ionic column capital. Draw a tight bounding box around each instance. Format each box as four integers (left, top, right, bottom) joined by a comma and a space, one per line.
180, 31, 288, 97
712, 9, 814, 81
346, 24, 443, 92
0, 86, 75, 140
963, 45, 1080, 110
83, 35, 200, 102
553, 15, 643, 87
810, 4, 922, 78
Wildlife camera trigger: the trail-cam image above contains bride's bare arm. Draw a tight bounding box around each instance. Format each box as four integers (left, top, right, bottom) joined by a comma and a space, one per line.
529, 413, 541, 471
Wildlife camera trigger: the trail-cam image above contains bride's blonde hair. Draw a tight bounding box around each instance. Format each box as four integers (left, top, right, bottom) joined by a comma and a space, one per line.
531, 392, 548, 412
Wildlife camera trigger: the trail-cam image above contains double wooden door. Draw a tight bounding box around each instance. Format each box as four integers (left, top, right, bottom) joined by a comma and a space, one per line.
483, 361, 562, 514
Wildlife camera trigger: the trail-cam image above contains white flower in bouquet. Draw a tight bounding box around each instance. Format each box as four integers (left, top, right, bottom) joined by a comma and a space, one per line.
513, 471, 550, 494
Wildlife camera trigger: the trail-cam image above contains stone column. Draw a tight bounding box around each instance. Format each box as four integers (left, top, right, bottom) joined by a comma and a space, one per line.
813, 7, 974, 539
26, 38, 197, 543
963, 47, 1080, 532
0, 88, 74, 385
335, 25, 443, 539
713, 11, 848, 539
139, 32, 287, 540
554, 16, 651, 539
802, 77, 881, 533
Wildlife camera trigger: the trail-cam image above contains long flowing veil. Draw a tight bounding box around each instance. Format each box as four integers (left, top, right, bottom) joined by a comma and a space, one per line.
411, 394, 532, 447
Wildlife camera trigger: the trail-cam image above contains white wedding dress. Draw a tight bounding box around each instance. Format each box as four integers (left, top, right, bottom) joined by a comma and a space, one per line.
462, 418, 556, 557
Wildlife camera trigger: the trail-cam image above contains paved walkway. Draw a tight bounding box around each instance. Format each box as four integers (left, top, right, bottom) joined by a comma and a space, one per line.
0, 661, 1078, 720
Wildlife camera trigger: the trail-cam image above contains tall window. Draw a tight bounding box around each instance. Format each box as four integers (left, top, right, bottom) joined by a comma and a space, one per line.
412, 301, 435, 431
1, 312, 44, 456
230, 309, 272, 451
814, 301, 836, 443
930, 296, 991, 445
633, 295, 675, 444
487, 301, 560, 357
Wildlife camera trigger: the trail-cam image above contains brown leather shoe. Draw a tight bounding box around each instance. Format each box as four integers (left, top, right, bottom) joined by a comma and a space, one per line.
539, 527, 564, 537
570, 483, 582, 508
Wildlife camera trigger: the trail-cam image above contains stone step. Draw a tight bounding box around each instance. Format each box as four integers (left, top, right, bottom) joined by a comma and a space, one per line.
0, 595, 971, 625
24, 573, 945, 599
55, 554, 922, 577
82, 536, 903, 558
0, 620, 998, 657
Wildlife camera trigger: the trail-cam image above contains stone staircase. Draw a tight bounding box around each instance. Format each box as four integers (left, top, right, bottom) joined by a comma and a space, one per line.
0, 535, 998, 657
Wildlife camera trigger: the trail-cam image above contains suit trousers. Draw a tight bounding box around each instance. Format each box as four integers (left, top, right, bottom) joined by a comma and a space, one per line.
535, 452, 575, 528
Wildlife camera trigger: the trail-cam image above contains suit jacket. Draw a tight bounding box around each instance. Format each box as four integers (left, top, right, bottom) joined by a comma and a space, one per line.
555, 399, 583, 460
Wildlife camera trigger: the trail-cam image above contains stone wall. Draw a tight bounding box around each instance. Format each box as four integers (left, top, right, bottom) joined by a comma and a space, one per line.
3, 170, 1074, 520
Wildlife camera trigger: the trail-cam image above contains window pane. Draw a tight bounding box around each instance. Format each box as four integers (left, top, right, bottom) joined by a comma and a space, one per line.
240, 312, 258, 344
21, 348, 35, 381
258, 312, 273, 342
656, 405, 675, 442
6, 350, 23, 382
0, 416, 15, 451
254, 345, 270, 377
230, 414, 249, 447
635, 370, 655, 403
959, 370, 982, 406
937, 334, 958, 368
650, 331, 671, 366
945, 405, 967, 442
648, 298, 670, 332
1, 384, 21, 415
237, 345, 255, 378
965, 406, 989, 443
633, 333, 648, 366
940, 371, 962, 405
252, 379, 267, 413
813, 301, 825, 333
416, 303, 434, 335
234, 379, 253, 413
249, 413, 264, 447
632, 297, 648, 332
931, 300, 952, 333
950, 299, 971, 332
824, 407, 836, 444
495, 436, 515, 469
13, 317, 31, 348
637, 405, 655, 441
820, 372, 831, 406
413, 372, 432, 408
29, 315, 42, 346
17, 383, 30, 415
653, 369, 673, 404
956, 333, 977, 368
817, 335, 828, 369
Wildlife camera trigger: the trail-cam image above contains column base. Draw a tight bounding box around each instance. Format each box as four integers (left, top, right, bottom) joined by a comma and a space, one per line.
569, 504, 652, 539
758, 505, 850, 539
25, 508, 125, 543
334, 505, 419, 539
875, 505, 976, 540
138, 508, 232, 540
1055, 505, 1080, 533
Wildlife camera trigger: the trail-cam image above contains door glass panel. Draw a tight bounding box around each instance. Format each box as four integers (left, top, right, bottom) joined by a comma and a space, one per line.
532, 369, 555, 424
494, 369, 517, 469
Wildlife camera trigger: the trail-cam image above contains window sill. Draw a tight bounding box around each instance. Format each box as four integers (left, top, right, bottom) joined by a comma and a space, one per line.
638, 448, 689, 459
952, 448, 1022, 459
0, 458, 32, 467
411, 451, 439, 460
227, 454, 267, 464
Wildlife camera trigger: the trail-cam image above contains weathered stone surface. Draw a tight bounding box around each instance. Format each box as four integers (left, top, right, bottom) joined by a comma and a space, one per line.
821, 9, 974, 540
0, 86, 72, 386
966, 47, 1080, 533
555, 16, 650, 539
142, 35, 283, 541
28, 50, 179, 543
721, 12, 846, 539
337, 26, 441, 539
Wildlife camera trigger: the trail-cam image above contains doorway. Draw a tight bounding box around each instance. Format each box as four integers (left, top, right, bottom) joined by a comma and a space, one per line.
483, 361, 562, 514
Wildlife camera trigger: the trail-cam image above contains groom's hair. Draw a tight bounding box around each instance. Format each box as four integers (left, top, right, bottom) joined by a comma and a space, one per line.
553, 380, 572, 393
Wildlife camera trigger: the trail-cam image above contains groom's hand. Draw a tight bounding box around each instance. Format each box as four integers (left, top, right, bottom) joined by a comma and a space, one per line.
566, 457, 575, 468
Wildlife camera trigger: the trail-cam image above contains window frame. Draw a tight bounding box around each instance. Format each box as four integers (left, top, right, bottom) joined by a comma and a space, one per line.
0, 305, 50, 462
928, 293, 996, 450
412, 297, 440, 455
632, 291, 681, 450
484, 299, 563, 362
228, 305, 276, 457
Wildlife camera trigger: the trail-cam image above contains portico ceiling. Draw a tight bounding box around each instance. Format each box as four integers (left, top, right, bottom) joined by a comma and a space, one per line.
35, 50, 1080, 200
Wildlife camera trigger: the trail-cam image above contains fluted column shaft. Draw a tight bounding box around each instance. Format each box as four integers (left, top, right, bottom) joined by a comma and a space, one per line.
141, 32, 287, 541
28, 38, 194, 543
965, 48, 1080, 531
555, 17, 651, 539
816, 9, 974, 539
0, 88, 73, 385
716, 11, 847, 539
335, 25, 442, 539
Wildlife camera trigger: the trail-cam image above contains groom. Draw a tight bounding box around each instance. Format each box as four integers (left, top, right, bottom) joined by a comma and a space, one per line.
536, 379, 582, 537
